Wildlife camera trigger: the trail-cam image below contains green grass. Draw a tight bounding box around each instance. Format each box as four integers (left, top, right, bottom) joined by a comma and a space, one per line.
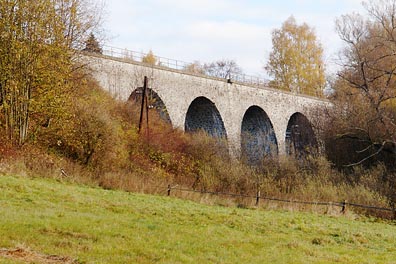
0, 175, 395, 263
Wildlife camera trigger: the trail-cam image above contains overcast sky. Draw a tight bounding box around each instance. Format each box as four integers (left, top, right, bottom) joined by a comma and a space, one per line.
102, 0, 365, 77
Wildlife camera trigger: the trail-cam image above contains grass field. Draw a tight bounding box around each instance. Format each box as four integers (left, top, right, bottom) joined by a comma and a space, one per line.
0, 175, 395, 263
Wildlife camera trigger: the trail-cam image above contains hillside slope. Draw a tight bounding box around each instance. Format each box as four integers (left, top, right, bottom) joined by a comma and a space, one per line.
0, 175, 395, 263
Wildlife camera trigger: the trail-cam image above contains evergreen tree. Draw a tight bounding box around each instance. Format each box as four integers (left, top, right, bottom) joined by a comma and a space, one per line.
83, 32, 102, 54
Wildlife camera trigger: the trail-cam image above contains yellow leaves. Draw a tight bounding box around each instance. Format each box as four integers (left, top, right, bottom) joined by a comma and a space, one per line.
142, 50, 157, 65
381, 98, 396, 110
266, 16, 326, 97
0, 0, 101, 145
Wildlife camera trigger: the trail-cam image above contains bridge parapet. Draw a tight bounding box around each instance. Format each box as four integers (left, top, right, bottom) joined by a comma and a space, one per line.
100, 46, 270, 89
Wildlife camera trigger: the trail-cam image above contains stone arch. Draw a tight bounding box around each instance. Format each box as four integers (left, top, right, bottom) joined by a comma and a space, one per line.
285, 112, 317, 157
241, 106, 278, 165
184, 96, 227, 139
129, 88, 171, 124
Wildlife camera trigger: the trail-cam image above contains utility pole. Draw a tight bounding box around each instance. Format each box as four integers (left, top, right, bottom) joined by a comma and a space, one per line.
138, 76, 149, 137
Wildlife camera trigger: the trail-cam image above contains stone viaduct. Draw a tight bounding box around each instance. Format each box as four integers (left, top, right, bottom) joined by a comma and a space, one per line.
85, 53, 328, 164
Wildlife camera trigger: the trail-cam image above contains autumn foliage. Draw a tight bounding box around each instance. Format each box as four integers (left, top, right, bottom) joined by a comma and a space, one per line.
266, 16, 326, 97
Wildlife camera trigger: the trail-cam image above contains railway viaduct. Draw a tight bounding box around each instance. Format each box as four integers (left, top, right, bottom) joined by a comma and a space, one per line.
85, 52, 328, 164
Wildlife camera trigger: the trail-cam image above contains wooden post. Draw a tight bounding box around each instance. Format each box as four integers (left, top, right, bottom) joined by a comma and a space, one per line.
326, 202, 332, 215
167, 184, 171, 196
341, 200, 347, 214
138, 76, 148, 134
255, 190, 260, 206
145, 87, 149, 139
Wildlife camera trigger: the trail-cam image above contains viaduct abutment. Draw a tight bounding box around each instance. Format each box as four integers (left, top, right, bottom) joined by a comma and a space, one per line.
85, 54, 329, 159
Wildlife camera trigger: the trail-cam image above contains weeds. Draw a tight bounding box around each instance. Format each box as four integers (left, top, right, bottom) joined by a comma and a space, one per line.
0, 76, 393, 219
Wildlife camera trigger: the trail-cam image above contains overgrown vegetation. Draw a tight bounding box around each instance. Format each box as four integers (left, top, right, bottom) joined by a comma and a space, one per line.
0, 0, 103, 146
0, 75, 393, 219
312, 0, 396, 210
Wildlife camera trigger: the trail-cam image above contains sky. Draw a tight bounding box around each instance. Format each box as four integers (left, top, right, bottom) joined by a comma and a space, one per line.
101, 0, 366, 78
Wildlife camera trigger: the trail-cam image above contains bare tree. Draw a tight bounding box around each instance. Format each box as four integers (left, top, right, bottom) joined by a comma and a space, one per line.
325, 0, 396, 167
203, 59, 243, 79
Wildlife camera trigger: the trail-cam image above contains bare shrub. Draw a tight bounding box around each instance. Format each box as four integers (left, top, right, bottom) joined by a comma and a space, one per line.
0, 73, 393, 219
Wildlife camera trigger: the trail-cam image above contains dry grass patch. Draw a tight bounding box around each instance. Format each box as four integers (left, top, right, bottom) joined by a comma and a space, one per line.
0, 247, 77, 264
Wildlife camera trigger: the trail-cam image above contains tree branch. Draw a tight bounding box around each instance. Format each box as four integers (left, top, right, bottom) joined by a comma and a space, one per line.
344, 141, 386, 167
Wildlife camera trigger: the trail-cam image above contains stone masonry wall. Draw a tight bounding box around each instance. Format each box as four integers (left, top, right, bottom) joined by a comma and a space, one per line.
85, 54, 328, 157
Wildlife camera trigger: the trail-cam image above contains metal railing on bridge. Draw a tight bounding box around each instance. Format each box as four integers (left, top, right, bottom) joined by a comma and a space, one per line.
100, 45, 269, 88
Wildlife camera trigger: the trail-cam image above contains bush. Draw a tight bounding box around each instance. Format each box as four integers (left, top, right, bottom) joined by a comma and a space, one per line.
0, 73, 393, 219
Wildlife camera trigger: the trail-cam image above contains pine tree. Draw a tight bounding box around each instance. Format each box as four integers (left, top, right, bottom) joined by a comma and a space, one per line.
83, 33, 103, 54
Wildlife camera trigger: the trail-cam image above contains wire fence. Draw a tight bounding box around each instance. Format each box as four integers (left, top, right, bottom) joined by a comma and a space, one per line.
167, 185, 396, 219
100, 45, 269, 87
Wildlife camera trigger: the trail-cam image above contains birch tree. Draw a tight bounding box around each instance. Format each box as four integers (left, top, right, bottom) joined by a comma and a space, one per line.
265, 16, 326, 97
0, 0, 102, 145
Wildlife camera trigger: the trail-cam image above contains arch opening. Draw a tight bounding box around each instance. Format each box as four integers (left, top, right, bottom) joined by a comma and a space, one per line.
241, 106, 278, 166
184, 97, 227, 139
285, 112, 318, 157
129, 88, 171, 124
